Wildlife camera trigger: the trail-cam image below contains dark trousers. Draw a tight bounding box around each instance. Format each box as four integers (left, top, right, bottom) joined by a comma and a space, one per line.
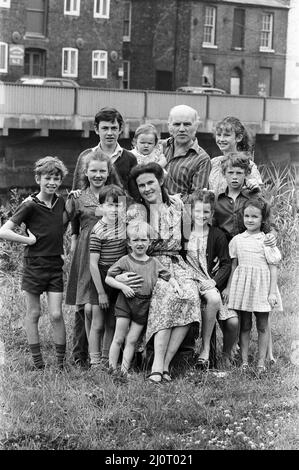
72, 308, 88, 362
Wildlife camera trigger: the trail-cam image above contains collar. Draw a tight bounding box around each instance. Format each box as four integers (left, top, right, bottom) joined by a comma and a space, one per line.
166, 137, 202, 157
31, 192, 59, 208
94, 142, 123, 161
218, 187, 251, 199
241, 231, 264, 239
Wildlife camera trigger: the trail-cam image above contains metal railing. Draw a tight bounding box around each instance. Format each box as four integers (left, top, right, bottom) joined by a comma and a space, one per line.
1, 82, 299, 130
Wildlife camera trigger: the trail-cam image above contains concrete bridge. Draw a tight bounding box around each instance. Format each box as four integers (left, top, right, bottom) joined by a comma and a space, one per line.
0, 83, 299, 192
1, 82, 299, 137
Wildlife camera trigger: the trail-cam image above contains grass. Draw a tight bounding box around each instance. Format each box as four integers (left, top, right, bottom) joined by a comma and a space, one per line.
0, 164, 299, 451
0, 260, 298, 451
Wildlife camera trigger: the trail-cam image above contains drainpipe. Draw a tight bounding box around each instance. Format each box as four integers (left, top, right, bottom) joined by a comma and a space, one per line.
173, 0, 179, 91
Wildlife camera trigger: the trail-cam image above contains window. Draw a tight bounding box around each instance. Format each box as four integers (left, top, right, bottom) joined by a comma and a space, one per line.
260, 13, 274, 51
122, 60, 130, 89
230, 68, 242, 95
0, 0, 11, 8
94, 0, 110, 18
26, 0, 47, 37
64, 0, 80, 16
232, 8, 245, 49
203, 6, 216, 46
62, 48, 78, 77
0, 42, 8, 73
258, 67, 272, 96
123, 1, 132, 41
24, 48, 46, 76
92, 50, 107, 79
202, 64, 214, 87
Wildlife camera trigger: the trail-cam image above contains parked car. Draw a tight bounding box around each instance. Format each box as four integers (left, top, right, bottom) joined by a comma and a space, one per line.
16, 77, 79, 87
176, 86, 226, 95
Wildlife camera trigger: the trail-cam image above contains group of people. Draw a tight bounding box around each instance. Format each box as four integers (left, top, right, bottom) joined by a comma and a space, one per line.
0, 105, 283, 382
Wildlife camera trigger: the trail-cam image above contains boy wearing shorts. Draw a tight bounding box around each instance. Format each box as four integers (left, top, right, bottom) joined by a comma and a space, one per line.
105, 221, 181, 377
0, 156, 69, 369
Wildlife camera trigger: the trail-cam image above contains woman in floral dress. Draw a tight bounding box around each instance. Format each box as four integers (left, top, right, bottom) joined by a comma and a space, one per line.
127, 163, 201, 383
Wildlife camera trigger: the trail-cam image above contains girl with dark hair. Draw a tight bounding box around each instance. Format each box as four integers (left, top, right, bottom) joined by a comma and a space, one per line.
209, 116, 263, 198
223, 197, 283, 375
126, 163, 201, 383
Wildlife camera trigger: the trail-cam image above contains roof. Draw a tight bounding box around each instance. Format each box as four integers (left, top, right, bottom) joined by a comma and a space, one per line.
218, 0, 289, 8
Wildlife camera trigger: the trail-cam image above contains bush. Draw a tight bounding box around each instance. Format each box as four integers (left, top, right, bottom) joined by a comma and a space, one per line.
258, 163, 299, 265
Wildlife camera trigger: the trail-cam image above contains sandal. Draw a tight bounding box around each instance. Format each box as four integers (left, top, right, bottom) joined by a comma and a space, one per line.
162, 371, 172, 382
196, 358, 209, 371
146, 372, 163, 383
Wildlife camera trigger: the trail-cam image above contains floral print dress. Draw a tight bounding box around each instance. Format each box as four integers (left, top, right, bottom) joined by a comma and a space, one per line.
128, 199, 201, 344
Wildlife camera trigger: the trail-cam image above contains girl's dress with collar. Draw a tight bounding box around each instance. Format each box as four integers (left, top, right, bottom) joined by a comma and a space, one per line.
65, 188, 102, 306
228, 231, 283, 313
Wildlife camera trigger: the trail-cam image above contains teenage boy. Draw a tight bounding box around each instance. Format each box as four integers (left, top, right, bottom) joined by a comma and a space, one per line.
72, 107, 137, 192
70, 107, 139, 367
0, 157, 69, 369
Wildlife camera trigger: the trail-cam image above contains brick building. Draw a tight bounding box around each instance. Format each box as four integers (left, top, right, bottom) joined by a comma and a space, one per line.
0, 0, 128, 88
125, 0, 290, 96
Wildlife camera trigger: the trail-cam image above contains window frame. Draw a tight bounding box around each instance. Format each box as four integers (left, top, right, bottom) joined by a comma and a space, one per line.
122, 60, 130, 89
0, 0, 11, 8
123, 1, 132, 42
202, 6, 217, 48
25, 0, 48, 38
0, 42, 8, 73
64, 0, 80, 17
232, 8, 245, 50
62, 47, 78, 77
92, 50, 108, 79
260, 12, 274, 52
93, 0, 110, 19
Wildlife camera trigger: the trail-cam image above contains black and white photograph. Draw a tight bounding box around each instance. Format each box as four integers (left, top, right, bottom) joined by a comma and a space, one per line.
0, 0, 298, 456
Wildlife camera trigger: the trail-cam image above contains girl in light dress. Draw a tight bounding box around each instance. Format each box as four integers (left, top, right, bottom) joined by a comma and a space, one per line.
65, 149, 122, 367
131, 124, 167, 170
222, 197, 283, 375
185, 190, 231, 369
209, 116, 263, 198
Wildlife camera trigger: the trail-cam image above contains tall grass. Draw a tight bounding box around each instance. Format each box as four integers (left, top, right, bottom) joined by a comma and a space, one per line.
0, 164, 298, 450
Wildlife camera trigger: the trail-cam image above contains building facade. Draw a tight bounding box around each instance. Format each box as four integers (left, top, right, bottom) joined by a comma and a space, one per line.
0, 0, 128, 88
126, 0, 289, 96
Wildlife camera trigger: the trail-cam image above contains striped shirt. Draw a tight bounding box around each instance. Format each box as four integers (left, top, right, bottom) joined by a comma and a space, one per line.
89, 219, 127, 268
161, 137, 211, 203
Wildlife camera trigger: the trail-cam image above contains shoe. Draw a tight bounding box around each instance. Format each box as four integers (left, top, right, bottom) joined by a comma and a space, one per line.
162, 370, 172, 382
146, 372, 163, 384
196, 358, 209, 371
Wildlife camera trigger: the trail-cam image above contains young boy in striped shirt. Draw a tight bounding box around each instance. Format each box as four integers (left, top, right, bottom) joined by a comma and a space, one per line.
89, 185, 127, 367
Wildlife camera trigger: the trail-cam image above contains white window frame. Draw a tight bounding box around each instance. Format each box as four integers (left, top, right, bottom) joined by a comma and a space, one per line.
203, 6, 217, 48
94, 0, 110, 19
0, 0, 11, 8
0, 42, 8, 73
122, 60, 130, 89
123, 1, 132, 42
62, 48, 78, 77
64, 0, 80, 16
92, 50, 108, 79
260, 12, 274, 52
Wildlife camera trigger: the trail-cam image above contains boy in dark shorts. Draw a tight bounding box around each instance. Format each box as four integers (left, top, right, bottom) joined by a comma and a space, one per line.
105, 220, 181, 377
0, 156, 69, 369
